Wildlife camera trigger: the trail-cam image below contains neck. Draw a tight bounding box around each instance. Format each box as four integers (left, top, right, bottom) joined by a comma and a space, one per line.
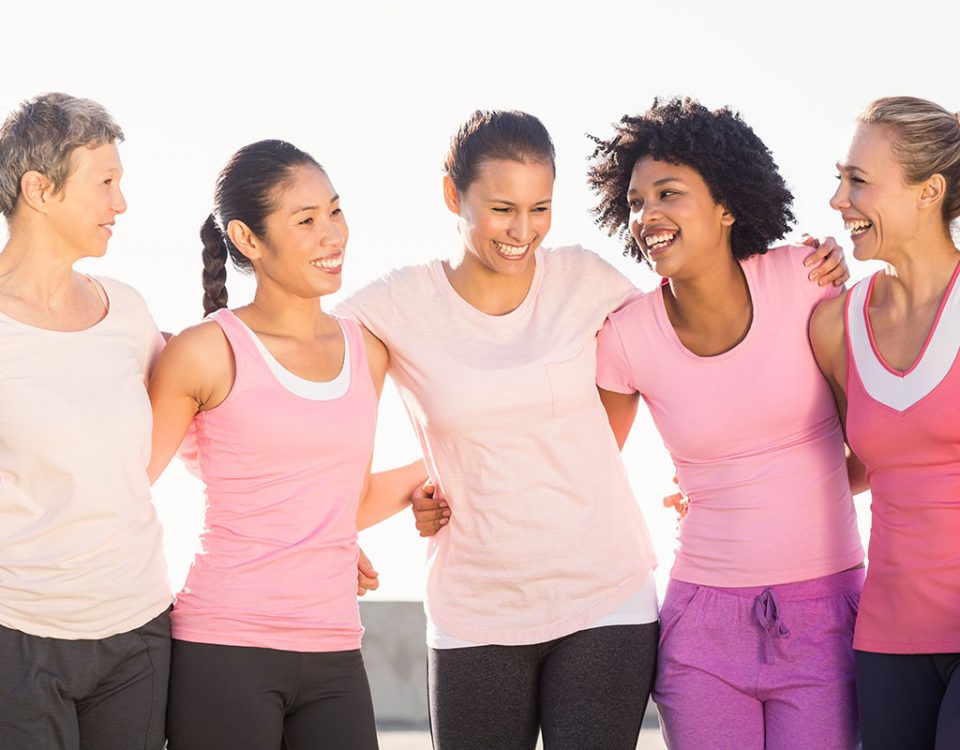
243, 283, 334, 339
444, 248, 536, 316
665, 251, 750, 329
875, 225, 960, 305
0, 225, 80, 304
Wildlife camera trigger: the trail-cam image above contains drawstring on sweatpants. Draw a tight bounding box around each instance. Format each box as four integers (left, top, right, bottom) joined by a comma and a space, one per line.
754, 588, 791, 664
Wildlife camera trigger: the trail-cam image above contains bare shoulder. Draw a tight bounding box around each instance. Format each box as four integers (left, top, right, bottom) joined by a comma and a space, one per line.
152, 319, 234, 403
809, 290, 848, 345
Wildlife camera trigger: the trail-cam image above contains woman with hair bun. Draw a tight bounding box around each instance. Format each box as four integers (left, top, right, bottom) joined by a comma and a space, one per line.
811, 95, 960, 750
147, 140, 426, 749
589, 98, 865, 749
0, 92, 172, 750
337, 108, 848, 749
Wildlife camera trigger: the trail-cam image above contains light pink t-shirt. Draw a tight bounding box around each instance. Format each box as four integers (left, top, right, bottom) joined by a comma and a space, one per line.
338, 246, 656, 646
846, 267, 960, 653
0, 278, 171, 639
171, 310, 376, 652
597, 246, 863, 588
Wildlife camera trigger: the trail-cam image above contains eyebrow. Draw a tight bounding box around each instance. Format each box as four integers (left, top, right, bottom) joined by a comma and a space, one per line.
292, 194, 340, 214
483, 198, 552, 206
836, 162, 866, 175
627, 177, 682, 194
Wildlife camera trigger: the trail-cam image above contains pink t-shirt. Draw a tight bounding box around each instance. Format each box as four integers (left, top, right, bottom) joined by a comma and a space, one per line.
597, 245, 863, 587
337, 246, 656, 646
171, 310, 376, 652
846, 267, 960, 653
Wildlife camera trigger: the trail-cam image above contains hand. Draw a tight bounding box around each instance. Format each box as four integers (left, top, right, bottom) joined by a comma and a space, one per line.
662, 476, 689, 520
801, 234, 849, 287
357, 547, 379, 596
411, 480, 449, 537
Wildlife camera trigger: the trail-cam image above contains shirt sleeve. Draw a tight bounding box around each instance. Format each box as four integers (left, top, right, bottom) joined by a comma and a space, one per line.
577, 245, 642, 319
333, 274, 395, 345
785, 243, 843, 308
596, 314, 637, 394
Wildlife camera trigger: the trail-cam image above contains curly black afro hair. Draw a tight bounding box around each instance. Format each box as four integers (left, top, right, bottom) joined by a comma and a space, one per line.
587, 98, 796, 264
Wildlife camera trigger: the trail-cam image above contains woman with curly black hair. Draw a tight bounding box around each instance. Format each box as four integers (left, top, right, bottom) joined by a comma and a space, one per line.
590, 98, 865, 749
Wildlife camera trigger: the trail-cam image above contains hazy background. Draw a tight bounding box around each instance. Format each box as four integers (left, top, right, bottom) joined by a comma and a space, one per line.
3, 0, 957, 600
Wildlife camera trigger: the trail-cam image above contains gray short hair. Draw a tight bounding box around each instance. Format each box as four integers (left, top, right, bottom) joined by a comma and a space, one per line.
0, 92, 124, 217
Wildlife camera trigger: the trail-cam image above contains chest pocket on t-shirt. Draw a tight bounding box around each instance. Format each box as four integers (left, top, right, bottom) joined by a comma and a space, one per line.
545, 344, 596, 418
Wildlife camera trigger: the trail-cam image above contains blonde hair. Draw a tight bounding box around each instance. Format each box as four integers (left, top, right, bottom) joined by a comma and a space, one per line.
858, 96, 960, 228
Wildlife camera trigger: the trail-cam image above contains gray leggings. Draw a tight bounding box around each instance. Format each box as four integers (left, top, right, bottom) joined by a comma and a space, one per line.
428, 622, 659, 750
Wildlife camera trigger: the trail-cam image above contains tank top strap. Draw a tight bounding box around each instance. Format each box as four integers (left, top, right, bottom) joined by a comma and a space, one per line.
337, 316, 375, 399
207, 308, 271, 392
843, 273, 874, 378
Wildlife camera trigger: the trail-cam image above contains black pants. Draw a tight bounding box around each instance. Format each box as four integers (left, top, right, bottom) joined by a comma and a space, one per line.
166, 639, 379, 750
856, 650, 960, 750
0, 608, 171, 750
428, 622, 658, 750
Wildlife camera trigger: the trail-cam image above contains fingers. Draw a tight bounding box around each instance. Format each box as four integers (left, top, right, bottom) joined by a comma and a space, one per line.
802, 235, 849, 286
414, 502, 449, 537
357, 547, 379, 596
662, 491, 689, 520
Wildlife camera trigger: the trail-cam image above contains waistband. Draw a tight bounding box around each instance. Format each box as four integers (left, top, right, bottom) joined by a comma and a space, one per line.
670, 566, 864, 602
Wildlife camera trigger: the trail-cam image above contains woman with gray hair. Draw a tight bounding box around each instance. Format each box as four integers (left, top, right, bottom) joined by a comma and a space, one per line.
0, 93, 171, 750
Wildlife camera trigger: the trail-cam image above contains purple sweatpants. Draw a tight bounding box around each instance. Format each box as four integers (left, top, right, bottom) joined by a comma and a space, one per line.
654, 568, 864, 750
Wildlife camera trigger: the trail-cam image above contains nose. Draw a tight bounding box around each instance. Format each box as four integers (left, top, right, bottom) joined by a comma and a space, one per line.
112, 185, 127, 215
639, 199, 662, 227
507, 212, 533, 244
829, 180, 848, 212
321, 219, 346, 250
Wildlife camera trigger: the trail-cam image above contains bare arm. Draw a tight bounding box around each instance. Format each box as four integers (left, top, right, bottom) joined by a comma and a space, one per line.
356, 459, 428, 530
147, 322, 233, 484
598, 387, 640, 450
809, 292, 868, 495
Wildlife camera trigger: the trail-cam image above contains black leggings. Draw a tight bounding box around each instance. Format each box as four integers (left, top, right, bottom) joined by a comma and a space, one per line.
166, 640, 378, 750
428, 622, 658, 750
855, 650, 960, 750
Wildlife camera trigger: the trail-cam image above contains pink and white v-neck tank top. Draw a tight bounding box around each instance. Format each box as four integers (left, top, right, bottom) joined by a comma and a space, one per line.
171, 309, 377, 652
845, 264, 960, 654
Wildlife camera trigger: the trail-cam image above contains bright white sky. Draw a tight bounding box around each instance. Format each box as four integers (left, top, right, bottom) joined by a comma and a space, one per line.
3, 0, 957, 598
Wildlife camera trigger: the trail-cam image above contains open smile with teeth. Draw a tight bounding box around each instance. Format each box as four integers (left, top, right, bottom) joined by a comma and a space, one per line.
310, 254, 343, 270
643, 230, 678, 252
494, 241, 530, 258
845, 219, 873, 237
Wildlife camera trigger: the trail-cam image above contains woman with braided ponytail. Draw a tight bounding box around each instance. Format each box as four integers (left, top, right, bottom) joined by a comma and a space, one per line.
811, 96, 960, 749
147, 140, 427, 749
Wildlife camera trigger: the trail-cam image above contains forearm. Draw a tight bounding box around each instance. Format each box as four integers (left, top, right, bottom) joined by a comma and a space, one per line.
846, 447, 869, 495
357, 459, 428, 530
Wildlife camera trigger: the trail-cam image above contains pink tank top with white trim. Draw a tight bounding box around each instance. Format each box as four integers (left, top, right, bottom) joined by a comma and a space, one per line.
171, 309, 377, 652
845, 264, 960, 654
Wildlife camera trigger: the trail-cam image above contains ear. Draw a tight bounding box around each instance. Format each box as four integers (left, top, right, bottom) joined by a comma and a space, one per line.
18, 170, 55, 214
226, 219, 263, 262
720, 207, 736, 227
442, 174, 461, 215
918, 173, 946, 211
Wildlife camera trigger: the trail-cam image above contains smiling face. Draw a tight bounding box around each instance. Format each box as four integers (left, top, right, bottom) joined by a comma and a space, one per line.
446, 158, 553, 278
45, 141, 126, 260
254, 165, 348, 299
626, 157, 734, 279
831, 122, 925, 261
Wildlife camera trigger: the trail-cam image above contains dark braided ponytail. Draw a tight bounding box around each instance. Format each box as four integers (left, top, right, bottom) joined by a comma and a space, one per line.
201, 139, 323, 317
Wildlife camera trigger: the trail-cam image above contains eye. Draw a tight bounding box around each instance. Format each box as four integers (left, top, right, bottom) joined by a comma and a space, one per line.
331, 207, 343, 217
492, 207, 512, 214
298, 217, 314, 225
851, 177, 866, 184
627, 199, 642, 210
660, 189, 677, 199
532, 206, 550, 213
104, 179, 113, 186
